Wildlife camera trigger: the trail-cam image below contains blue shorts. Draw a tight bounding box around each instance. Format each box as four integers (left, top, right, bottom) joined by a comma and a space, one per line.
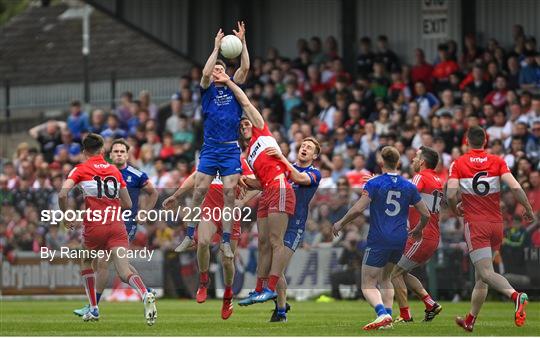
363, 247, 403, 268
125, 222, 137, 242
197, 142, 242, 177
283, 218, 305, 252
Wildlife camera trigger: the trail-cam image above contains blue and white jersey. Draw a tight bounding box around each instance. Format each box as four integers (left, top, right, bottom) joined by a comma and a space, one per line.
363, 173, 421, 249
120, 164, 149, 224
200, 79, 243, 144
289, 164, 321, 227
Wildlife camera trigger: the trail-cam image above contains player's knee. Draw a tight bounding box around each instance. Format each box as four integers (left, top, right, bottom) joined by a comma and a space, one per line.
269, 234, 283, 249
96, 259, 109, 273
198, 238, 211, 247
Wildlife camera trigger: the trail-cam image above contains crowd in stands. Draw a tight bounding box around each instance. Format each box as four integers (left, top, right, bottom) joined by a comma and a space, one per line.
2, 24, 540, 297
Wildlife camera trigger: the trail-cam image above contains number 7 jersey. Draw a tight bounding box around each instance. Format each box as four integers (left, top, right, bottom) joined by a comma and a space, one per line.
449, 148, 511, 223
409, 169, 443, 241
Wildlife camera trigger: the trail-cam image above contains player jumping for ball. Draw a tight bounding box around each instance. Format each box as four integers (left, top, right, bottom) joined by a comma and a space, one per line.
174, 21, 250, 259
73, 138, 158, 318
59, 134, 157, 325
390, 146, 443, 323
447, 126, 534, 332
239, 138, 321, 323
212, 70, 296, 304
162, 151, 258, 320
333, 146, 430, 331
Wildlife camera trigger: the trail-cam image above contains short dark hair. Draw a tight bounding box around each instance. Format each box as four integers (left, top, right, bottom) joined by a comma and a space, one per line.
70, 100, 81, 107
121, 91, 133, 100
111, 138, 130, 152
215, 59, 226, 68
420, 146, 439, 170
82, 133, 104, 154
467, 126, 486, 148
380, 146, 400, 169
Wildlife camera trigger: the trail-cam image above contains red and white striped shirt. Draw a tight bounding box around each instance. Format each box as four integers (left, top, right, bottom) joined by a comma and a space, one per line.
449, 148, 511, 223
409, 169, 443, 241
67, 155, 126, 227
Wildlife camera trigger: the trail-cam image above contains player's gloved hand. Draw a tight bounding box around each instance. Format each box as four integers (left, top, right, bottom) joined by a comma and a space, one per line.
162, 196, 177, 210
233, 21, 246, 43
214, 28, 224, 50
212, 69, 229, 84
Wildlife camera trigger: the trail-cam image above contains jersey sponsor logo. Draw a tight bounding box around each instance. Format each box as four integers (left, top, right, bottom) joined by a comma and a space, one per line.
93, 163, 111, 169
126, 176, 132, 182
469, 156, 488, 164
247, 136, 280, 168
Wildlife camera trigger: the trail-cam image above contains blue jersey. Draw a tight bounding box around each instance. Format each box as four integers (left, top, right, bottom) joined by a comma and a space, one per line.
120, 165, 149, 226
364, 173, 421, 249
200, 80, 243, 144
289, 164, 321, 227
283, 164, 320, 251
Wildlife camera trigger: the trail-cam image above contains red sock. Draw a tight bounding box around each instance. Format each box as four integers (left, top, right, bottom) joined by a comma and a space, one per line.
81, 269, 97, 308
255, 277, 267, 293
267, 275, 279, 291
465, 313, 476, 326
422, 294, 436, 310
127, 273, 147, 299
200, 271, 209, 284
399, 307, 411, 320
511, 291, 519, 301
224, 285, 233, 299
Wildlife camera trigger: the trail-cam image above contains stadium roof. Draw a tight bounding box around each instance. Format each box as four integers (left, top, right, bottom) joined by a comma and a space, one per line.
0, 4, 193, 86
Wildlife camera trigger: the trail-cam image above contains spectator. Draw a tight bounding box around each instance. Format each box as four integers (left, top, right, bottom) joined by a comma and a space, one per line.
29, 120, 64, 163
432, 44, 459, 89
318, 92, 337, 132
139, 90, 158, 119
88, 109, 107, 134
116, 91, 134, 123
414, 81, 440, 121
464, 65, 492, 99
100, 114, 127, 139
66, 100, 89, 141
54, 130, 81, 164
411, 48, 433, 91
484, 75, 509, 109
357, 36, 376, 78
519, 50, 539, 89
375, 35, 399, 71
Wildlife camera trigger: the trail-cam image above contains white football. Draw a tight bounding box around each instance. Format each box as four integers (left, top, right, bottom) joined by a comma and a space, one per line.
220, 35, 243, 59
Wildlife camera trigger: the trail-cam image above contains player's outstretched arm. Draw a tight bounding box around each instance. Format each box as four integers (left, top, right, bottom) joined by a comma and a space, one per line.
119, 187, 132, 210
162, 172, 197, 209
446, 178, 463, 217
410, 200, 430, 240
265, 147, 312, 185
232, 21, 250, 84
332, 193, 371, 236
501, 173, 536, 222
141, 180, 159, 212
213, 70, 264, 129
201, 29, 224, 89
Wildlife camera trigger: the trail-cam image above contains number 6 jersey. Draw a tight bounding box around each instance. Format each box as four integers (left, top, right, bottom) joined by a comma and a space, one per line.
409, 169, 443, 241
449, 148, 511, 223
67, 154, 127, 227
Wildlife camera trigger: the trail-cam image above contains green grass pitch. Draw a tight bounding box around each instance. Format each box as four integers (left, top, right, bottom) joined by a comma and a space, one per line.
1, 299, 538, 336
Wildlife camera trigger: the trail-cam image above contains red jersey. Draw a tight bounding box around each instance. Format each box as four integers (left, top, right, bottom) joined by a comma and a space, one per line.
449, 148, 511, 223
67, 154, 126, 227
246, 123, 289, 186
408, 169, 443, 241
204, 156, 254, 203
